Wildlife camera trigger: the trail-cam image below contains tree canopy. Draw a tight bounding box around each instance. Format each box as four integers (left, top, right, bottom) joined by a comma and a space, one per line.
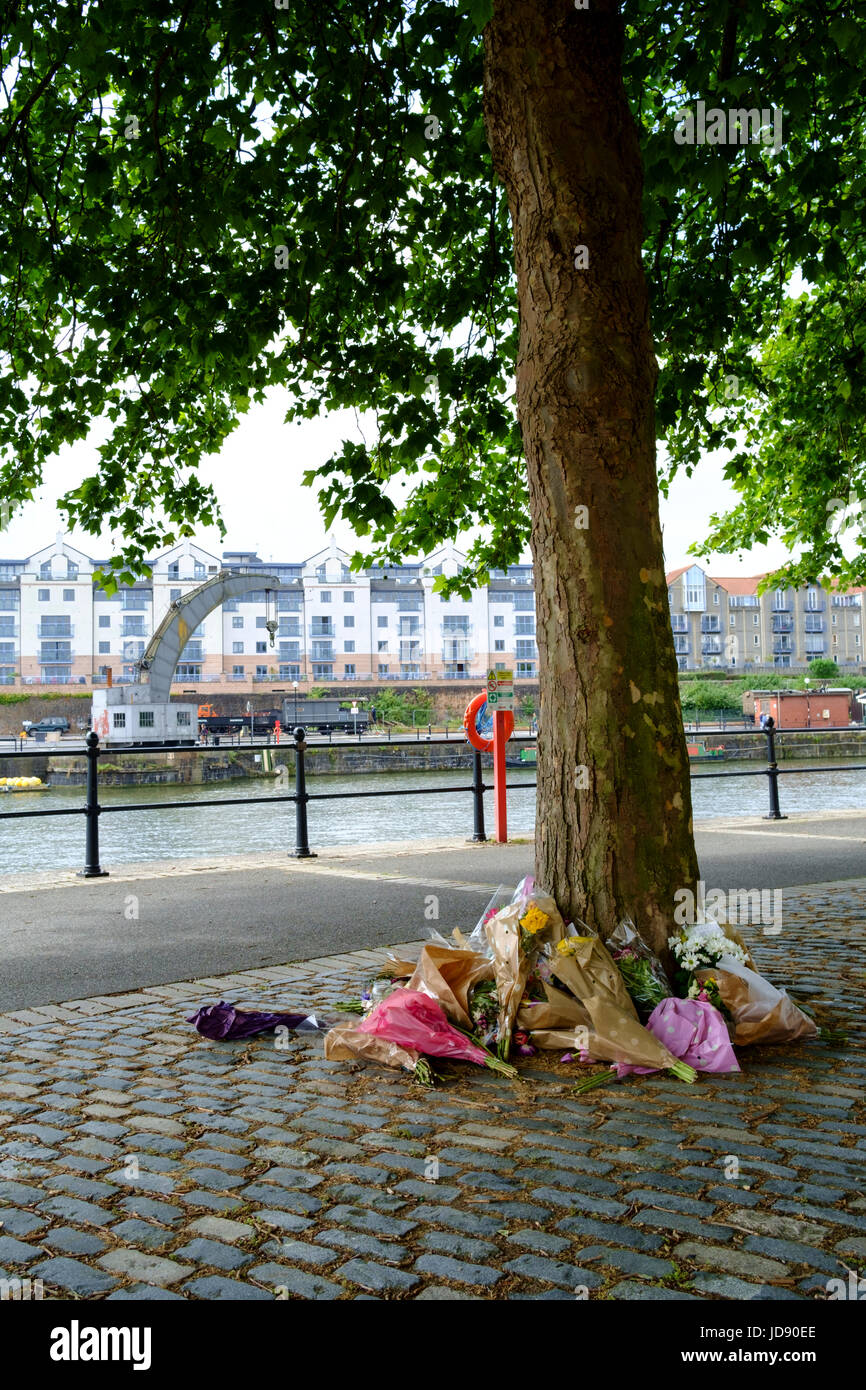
1, 0, 864, 590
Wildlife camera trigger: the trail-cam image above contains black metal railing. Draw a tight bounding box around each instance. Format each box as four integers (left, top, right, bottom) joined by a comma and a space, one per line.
1, 722, 865, 873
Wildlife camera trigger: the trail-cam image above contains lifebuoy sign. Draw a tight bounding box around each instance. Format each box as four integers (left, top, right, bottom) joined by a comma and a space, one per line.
486, 668, 514, 710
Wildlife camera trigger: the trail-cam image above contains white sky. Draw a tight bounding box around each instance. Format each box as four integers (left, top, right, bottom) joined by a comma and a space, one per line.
1, 388, 793, 577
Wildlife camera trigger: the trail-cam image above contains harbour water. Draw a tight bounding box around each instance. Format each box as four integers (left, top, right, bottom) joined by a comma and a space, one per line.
0, 759, 864, 877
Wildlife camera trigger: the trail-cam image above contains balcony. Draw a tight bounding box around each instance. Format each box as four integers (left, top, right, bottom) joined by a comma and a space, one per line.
121, 623, 147, 638
772, 616, 794, 633
311, 642, 334, 661
700, 617, 721, 633
310, 621, 335, 638
180, 643, 204, 662
673, 637, 689, 653
37, 623, 73, 639
443, 642, 470, 662
804, 617, 825, 633
701, 640, 723, 655
772, 641, 793, 655
279, 622, 302, 638
400, 640, 422, 659
671, 616, 689, 632
39, 642, 72, 662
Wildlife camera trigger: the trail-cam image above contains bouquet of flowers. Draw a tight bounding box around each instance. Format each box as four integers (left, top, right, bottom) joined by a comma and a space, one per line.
484, 879, 568, 1058
468, 978, 500, 1047
607, 918, 672, 1021
357, 988, 517, 1077
669, 920, 748, 996
549, 933, 697, 1085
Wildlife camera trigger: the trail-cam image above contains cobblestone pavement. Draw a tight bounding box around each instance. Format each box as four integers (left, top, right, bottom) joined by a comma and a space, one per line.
0, 880, 863, 1301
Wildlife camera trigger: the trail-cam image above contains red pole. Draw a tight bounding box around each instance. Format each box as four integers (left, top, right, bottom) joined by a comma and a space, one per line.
493, 708, 508, 842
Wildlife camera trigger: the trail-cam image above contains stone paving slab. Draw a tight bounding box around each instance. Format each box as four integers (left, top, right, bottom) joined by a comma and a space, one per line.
0, 883, 863, 1300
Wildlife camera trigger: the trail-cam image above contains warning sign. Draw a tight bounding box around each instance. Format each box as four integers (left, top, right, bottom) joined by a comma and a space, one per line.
486, 668, 514, 710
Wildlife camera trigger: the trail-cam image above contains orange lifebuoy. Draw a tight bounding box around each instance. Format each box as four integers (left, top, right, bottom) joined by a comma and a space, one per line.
463, 692, 514, 752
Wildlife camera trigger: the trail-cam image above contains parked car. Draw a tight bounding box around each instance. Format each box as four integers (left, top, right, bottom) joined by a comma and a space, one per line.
25, 716, 70, 736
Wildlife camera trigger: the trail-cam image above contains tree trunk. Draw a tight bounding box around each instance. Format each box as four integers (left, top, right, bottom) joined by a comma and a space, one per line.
483, 0, 699, 954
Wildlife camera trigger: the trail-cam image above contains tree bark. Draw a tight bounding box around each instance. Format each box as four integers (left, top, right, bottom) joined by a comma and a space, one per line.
483, 0, 699, 954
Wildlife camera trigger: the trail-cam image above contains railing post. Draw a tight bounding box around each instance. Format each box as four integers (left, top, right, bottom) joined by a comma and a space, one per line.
290, 725, 317, 858
469, 749, 487, 842
78, 730, 108, 878
763, 718, 787, 820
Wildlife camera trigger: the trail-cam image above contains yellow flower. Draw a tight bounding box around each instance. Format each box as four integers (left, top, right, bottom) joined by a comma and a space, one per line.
520, 903, 550, 935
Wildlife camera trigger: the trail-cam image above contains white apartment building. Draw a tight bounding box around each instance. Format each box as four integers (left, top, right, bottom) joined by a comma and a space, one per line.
0, 534, 538, 686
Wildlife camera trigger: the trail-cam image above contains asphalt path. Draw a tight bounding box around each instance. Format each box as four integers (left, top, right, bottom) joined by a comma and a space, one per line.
0, 812, 864, 1011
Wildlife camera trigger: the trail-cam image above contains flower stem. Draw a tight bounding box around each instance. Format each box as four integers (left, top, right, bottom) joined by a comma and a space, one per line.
572, 1069, 615, 1095
669, 1061, 698, 1083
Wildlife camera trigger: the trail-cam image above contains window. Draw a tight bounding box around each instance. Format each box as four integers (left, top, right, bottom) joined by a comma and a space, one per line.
40, 561, 51, 579
378, 663, 389, 675
495, 661, 505, 671
177, 711, 191, 726
232, 664, 244, 676
113, 712, 126, 729
63, 588, 74, 602
38, 588, 50, 601
344, 615, 355, 628
256, 665, 268, 677
97, 615, 109, 628
344, 640, 355, 652
139, 710, 155, 728
232, 616, 243, 629
320, 591, 331, 603
232, 641, 244, 654
343, 591, 354, 603
98, 641, 110, 654
832, 614, 838, 626
255, 641, 267, 653
378, 640, 388, 652
344, 663, 356, 675
255, 616, 267, 628
377, 616, 388, 628
494, 639, 505, 651
713, 591, 720, 605
494, 615, 504, 627
729, 614, 736, 627
753, 614, 760, 626
168, 562, 179, 579
754, 635, 760, 645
